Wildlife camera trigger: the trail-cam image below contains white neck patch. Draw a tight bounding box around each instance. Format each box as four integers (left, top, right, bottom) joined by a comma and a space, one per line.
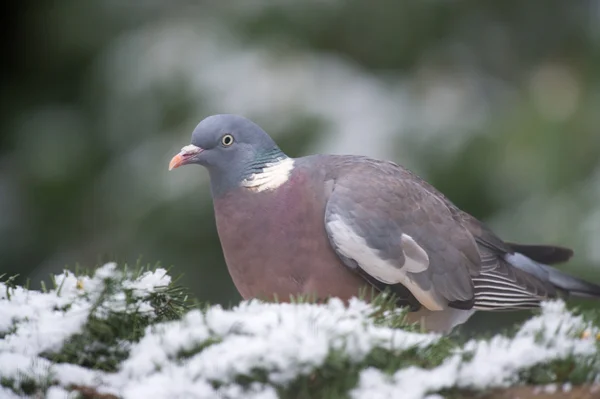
241, 157, 295, 192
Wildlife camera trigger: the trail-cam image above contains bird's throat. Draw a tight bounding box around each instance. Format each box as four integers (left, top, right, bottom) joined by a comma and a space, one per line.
241, 153, 295, 193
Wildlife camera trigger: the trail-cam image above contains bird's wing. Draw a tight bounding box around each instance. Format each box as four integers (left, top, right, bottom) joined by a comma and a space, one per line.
323, 157, 481, 311
459, 211, 564, 310
472, 248, 558, 310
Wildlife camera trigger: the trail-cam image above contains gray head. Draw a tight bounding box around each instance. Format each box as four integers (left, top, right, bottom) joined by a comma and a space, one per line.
169, 114, 288, 195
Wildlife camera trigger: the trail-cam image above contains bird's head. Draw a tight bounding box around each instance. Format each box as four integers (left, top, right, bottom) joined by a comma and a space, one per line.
169, 114, 289, 195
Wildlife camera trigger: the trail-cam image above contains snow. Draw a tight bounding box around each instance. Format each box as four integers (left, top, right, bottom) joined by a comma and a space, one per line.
46, 387, 72, 399
0, 352, 52, 380
2, 265, 599, 399
0, 264, 172, 396
123, 269, 171, 293
0, 266, 97, 355
0, 387, 21, 399
107, 298, 438, 397
351, 301, 599, 399
457, 301, 595, 389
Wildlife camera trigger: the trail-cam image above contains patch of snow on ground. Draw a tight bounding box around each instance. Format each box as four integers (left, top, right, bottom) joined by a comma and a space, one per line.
351, 301, 598, 399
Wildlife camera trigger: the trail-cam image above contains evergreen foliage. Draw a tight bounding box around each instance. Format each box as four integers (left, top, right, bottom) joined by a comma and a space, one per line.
0, 265, 598, 399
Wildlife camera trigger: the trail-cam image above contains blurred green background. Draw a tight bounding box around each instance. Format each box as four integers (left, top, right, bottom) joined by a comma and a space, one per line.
2, 1, 599, 330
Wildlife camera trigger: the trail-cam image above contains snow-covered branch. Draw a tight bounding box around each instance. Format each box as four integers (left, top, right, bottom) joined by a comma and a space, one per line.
1, 265, 598, 399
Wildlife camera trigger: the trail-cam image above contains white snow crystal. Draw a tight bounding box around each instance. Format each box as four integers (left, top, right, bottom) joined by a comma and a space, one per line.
123, 268, 171, 294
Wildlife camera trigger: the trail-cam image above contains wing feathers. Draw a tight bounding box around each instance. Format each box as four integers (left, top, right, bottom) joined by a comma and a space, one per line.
471, 260, 556, 311
323, 159, 480, 309
319, 155, 597, 318
474, 300, 540, 311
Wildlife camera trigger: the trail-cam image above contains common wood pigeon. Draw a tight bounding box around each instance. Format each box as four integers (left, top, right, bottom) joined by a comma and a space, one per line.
169, 114, 600, 332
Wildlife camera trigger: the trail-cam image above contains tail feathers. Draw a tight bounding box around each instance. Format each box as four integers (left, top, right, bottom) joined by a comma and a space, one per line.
545, 266, 600, 299
506, 243, 574, 265
505, 252, 600, 299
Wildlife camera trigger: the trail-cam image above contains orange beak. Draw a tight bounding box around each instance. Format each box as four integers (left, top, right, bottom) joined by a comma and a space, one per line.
169, 145, 203, 170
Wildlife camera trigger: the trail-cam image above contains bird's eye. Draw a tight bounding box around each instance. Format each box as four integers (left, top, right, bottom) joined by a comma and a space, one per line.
221, 134, 234, 147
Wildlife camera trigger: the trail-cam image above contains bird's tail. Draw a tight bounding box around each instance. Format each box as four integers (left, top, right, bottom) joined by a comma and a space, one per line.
505, 252, 600, 299
543, 265, 600, 299
505, 243, 573, 265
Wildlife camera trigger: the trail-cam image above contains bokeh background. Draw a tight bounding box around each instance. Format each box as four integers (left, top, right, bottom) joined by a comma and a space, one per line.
2, 1, 600, 331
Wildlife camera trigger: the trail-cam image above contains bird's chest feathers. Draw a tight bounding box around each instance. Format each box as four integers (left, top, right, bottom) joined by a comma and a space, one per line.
215, 174, 321, 249
213, 172, 327, 282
